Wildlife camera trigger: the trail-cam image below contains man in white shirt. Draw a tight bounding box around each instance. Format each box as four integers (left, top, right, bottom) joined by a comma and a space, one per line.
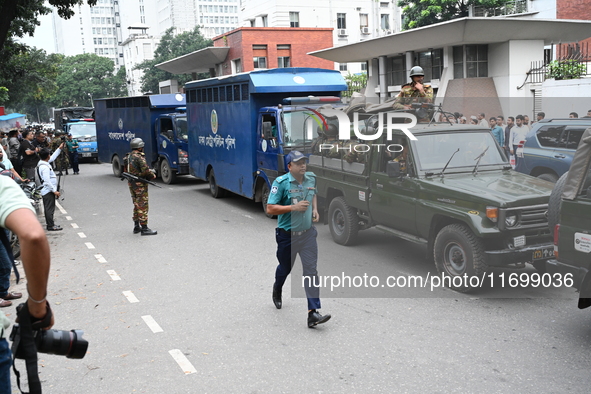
478, 113, 489, 128
36, 145, 64, 231
509, 115, 529, 161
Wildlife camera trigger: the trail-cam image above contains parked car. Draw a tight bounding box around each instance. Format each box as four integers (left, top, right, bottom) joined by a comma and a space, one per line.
546, 125, 591, 309
515, 118, 591, 182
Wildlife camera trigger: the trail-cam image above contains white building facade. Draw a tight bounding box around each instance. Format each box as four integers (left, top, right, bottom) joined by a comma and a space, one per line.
157, 0, 239, 39
239, 0, 401, 75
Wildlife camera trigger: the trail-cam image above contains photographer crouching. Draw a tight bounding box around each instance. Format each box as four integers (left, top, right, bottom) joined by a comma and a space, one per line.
0, 174, 53, 392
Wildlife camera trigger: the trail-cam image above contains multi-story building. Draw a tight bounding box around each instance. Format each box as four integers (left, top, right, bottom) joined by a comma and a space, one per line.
157, 0, 239, 39
121, 26, 160, 96
239, 0, 401, 75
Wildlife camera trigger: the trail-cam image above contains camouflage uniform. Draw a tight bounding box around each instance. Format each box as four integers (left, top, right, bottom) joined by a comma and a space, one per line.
392, 83, 434, 111
50, 135, 70, 173
124, 150, 156, 226
342, 139, 367, 164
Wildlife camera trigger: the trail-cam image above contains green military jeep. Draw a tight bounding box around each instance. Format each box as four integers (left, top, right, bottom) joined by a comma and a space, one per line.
546, 126, 591, 308
307, 122, 555, 291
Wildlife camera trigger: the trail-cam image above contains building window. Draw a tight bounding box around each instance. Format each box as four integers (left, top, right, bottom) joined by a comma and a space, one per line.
361, 62, 367, 71
337, 13, 346, 29
278, 57, 290, 68
290, 12, 299, 28
253, 44, 267, 50
254, 57, 267, 69
232, 58, 242, 73
453, 45, 488, 78
277, 44, 291, 50
466, 44, 488, 78
360, 14, 368, 28
387, 55, 406, 86
339, 63, 347, 71
380, 14, 390, 30
416, 48, 443, 81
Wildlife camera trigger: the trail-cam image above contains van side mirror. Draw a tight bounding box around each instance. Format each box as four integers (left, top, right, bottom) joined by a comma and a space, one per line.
386, 161, 402, 178
262, 122, 273, 139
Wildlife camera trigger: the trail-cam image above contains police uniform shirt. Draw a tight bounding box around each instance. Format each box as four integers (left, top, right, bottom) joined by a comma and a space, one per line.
268, 172, 316, 232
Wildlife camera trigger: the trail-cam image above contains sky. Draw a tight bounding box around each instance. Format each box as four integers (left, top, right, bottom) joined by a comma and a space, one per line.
18, 12, 56, 53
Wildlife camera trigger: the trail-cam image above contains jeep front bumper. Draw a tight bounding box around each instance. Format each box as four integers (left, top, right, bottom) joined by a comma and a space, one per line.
485, 243, 554, 267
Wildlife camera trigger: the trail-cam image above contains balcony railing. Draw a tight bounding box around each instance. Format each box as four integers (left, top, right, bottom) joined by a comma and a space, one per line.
472, 0, 528, 17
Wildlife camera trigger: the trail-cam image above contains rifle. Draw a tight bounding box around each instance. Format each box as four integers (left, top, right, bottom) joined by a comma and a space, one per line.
120, 172, 162, 188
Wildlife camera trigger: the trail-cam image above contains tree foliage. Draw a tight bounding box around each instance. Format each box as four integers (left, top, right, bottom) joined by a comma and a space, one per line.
135, 26, 212, 94
54, 53, 124, 107
0, 0, 97, 53
397, 0, 511, 30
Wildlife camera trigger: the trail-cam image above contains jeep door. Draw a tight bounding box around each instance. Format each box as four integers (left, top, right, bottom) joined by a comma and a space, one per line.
368, 143, 418, 234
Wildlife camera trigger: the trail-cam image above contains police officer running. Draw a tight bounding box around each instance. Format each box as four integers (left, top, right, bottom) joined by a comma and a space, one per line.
124, 138, 157, 235
393, 66, 434, 111
267, 151, 331, 328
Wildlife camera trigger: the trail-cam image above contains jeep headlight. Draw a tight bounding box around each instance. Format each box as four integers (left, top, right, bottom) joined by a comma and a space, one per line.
505, 215, 517, 227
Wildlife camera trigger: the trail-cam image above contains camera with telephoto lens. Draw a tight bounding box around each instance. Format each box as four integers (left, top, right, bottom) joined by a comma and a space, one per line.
10, 324, 88, 359
61, 136, 66, 141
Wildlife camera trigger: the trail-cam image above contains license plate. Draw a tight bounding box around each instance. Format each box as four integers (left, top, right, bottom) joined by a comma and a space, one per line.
514, 235, 525, 247
81, 153, 91, 157
532, 247, 553, 260
83, 148, 90, 151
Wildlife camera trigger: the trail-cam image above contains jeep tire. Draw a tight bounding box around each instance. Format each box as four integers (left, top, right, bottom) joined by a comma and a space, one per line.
328, 197, 359, 246
434, 223, 487, 292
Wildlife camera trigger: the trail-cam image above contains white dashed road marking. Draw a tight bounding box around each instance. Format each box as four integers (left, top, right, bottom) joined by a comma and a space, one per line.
106, 270, 121, 281
77, 232, 87, 238
65, 216, 72, 221
142, 315, 163, 333
169, 349, 197, 374
94, 254, 107, 263
71, 223, 79, 229
56, 201, 67, 214
85, 242, 95, 249
122, 291, 139, 303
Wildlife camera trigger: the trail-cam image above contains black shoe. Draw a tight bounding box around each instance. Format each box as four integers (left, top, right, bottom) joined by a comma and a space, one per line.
307, 310, 331, 328
47, 225, 63, 231
133, 221, 141, 234
56, 172, 63, 176
141, 226, 157, 236
272, 287, 282, 309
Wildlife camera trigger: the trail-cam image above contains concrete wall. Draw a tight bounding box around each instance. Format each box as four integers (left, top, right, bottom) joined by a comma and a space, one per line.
541, 78, 591, 118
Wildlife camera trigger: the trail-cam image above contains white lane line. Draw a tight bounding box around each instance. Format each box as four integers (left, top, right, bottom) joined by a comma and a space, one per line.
169, 349, 197, 374
106, 270, 121, 281
77, 232, 87, 238
122, 291, 139, 303
94, 254, 107, 263
85, 242, 95, 249
56, 201, 67, 214
142, 315, 163, 333
71, 223, 79, 229
65, 216, 72, 221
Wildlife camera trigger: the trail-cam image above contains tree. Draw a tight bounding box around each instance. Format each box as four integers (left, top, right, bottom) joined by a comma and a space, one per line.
0, 87, 8, 104
397, 0, 510, 30
135, 26, 212, 94
0, 0, 97, 53
0, 45, 63, 121
55, 53, 122, 106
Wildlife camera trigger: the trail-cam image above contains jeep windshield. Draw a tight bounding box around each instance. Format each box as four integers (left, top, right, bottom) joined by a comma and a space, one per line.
415, 131, 507, 173
281, 107, 340, 150
69, 122, 96, 142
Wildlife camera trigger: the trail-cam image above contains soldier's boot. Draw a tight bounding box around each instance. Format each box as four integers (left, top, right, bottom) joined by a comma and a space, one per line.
133, 221, 141, 234
141, 224, 157, 236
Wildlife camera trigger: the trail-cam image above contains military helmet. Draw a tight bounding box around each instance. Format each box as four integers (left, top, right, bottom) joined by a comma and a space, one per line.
130, 138, 145, 149
325, 123, 338, 137
409, 66, 424, 77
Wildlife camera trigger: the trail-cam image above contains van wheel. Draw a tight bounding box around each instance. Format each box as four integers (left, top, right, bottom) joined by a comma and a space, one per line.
434, 223, 487, 292
548, 172, 568, 232
160, 159, 176, 184
328, 197, 359, 245
537, 173, 558, 183
208, 169, 226, 198
261, 183, 276, 219
112, 155, 122, 177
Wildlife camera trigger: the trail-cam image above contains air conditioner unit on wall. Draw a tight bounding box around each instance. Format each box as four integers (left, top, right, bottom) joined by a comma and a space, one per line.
338, 29, 348, 36
361, 27, 370, 34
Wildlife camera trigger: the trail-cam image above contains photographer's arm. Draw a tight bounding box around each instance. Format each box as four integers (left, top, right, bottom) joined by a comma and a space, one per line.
5, 208, 54, 327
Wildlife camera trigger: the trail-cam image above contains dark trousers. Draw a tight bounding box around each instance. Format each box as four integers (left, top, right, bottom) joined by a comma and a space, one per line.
10, 157, 21, 176
69, 151, 79, 173
42, 192, 56, 228
0, 231, 11, 297
274, 226, 321, 310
